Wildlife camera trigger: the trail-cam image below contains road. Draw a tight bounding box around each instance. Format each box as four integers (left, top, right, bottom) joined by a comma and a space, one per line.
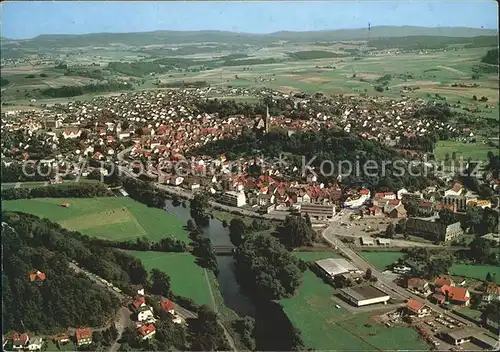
321, 225, 472, 326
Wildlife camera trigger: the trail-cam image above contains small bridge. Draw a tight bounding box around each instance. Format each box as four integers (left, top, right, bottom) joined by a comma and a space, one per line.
213, 246, 236, 255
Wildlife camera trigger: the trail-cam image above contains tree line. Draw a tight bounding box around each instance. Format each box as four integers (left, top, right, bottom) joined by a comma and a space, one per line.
40, 82, 133, 98
1, 182, 112, 200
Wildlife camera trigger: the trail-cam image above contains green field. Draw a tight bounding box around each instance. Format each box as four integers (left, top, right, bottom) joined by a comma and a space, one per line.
359, 251, 404, 271
450, 264, 500, 280
279, 269, 428, 350
2, 197, 189, 242
125, 251, 213, 307
433, 140, 498, 161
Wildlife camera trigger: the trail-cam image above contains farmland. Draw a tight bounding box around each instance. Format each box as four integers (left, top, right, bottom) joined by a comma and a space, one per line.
280, 253, 428, 350
2, 197, 189, 242
124, 250, 213, 307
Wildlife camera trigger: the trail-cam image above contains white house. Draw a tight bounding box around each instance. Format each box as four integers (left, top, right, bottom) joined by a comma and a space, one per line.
62, 130, 81, 139
28, 337, 43, 351
221, 191, 246, 207
137, 307, 156, 324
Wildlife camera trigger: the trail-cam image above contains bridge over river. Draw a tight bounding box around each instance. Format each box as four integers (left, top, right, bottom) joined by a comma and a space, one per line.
213, 245, 235, 255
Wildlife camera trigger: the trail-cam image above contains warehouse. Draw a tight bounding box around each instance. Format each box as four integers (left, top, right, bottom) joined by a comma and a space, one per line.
315, 258, 361, 279
340, 285, 391, 307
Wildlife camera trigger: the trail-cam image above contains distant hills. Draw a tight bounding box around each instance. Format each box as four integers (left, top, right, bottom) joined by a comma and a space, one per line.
1, 26, 498, 48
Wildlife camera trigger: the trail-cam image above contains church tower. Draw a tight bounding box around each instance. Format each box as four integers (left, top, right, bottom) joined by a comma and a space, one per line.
265, 105, 270, 134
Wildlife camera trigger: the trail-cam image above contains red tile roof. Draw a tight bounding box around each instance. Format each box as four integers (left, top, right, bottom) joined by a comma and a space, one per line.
160, 298, 175, 312
359, 189, 370, 195
407, 299, 427, 313
75, 328, 92, 342
441, 285, 469, 303
407, 277, 427, 289
137, 324, 156, 337
434, 277, 453, 287
29, 270, 46, 282
132, 296, 146, 310
12, 333, 29, 346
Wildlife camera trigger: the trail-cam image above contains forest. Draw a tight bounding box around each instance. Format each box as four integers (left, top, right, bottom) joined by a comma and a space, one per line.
2, 213, 121, 334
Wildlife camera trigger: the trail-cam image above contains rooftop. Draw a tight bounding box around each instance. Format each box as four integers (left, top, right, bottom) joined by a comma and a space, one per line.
315, 258, 359, 277
341, 285, 390, 301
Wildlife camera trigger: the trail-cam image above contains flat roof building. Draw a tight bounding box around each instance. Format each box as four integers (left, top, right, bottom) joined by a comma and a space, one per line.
300, 203, 336, 220
315, 258, 360, 279
340, 285, 391, 307
361, 237, 375, 246
221, 191, 246, 207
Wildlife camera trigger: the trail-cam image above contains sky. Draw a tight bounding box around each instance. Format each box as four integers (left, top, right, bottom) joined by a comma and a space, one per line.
1, 1, 498, 40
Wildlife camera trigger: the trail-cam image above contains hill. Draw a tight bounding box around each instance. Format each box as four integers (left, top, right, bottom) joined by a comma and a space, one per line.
2, 212, 122, 334
1, 26, 497, 48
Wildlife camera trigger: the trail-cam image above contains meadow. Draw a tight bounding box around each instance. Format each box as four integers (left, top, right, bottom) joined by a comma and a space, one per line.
2, 197, 189, 242
433, 140, 498, 162
124, 250, 213, 307
359, 251, 500, 281
280, 252, 429, 350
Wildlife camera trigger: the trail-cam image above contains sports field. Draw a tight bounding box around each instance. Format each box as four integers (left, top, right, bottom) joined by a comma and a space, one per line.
279, 269, 428, 350
125, 250, 213, 307
359, 251, 405, 271
433, 140, 498, 162
2, 197, 189, 242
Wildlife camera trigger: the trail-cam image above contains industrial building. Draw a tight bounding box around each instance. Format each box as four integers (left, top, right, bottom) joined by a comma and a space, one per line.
300, 203, 336, 220
315, 258, 362, 281
340, 285, 391, 307
221, 191, 247, 207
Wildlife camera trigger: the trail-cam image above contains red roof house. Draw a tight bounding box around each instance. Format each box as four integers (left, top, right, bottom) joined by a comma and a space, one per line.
131, 296, 146, 310
440, 285, 470, 306
29, 270, 46, 282
137, 324, 156, 340
406, 299, 431, 317
434, 277, 454, 288
160, 298, 175, 313
75, 328, 92, 346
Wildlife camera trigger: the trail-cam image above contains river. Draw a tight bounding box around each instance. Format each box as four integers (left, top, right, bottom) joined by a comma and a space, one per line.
164, 200, 255, 317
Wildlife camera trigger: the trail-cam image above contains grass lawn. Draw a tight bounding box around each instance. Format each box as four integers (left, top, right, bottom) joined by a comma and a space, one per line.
359, 252, 404, 271
292, 251, 342, 262
2, 197, 189, 242
433, 140, 498, 162
279, 269, 428, 350
125, 251, 213, 307
44, 340, 77, 351
450, 264, 500, 281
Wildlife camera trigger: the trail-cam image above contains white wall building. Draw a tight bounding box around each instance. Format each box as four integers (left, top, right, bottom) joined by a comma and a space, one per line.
221, 191, 246, 207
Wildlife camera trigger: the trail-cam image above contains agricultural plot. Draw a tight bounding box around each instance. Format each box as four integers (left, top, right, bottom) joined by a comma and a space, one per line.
279, 270, 428, 350
125, 250, 213, 307
2, 197, 189, 242
433, 140, 498, 161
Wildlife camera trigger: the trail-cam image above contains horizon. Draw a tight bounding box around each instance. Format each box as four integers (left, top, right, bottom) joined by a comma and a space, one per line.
1, 1, 498, 40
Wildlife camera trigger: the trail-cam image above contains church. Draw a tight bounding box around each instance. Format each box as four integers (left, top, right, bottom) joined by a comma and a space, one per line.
254, 106, 270, 134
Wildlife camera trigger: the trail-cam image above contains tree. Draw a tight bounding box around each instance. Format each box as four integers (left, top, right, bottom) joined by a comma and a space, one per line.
472, 95, 478, 101
188, 305, 229, 351
438, 208, 458, 225
186, 219, 195, 231
234, 317, 256, 351
229, 218, 247, 247
445, 153, 450, 162
451, 152, 457, 160
365, 268, 373, 280
150, 269, 171, 297
277, 215, 315, 248
486, 272, 493, 282
469, 237, 491, 263
385, 223, 396, 238
234, 234, 303, 300
465, 207, 483, 233
303, 213, 312, 228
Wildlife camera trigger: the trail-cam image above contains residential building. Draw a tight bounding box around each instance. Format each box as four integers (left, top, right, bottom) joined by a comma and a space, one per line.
27, 337, 43, 351
485, 310, 499, 331
340, 285, 391, 307
438, 285, 470, 306
75, 328, 93, 346
406, 278, 431, 297
160, 298, 175, 314
406, 299, 431, 318
131, 296, 147, 311
417, 202, 435, 216
29, 270, 46, 282
221, 191, 246, 207
137, 306, 156, 323
137, 324, 156, 340
445, 183, 463, 197
434, 277, 454, 288
12, 333, 29, 350
405, 218, 463, 242
300, 203, 336, 220
482, 283, 500, 303
443, 195, 467, 212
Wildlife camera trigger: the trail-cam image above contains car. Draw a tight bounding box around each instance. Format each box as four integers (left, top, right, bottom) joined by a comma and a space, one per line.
335, 304, 341, 309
